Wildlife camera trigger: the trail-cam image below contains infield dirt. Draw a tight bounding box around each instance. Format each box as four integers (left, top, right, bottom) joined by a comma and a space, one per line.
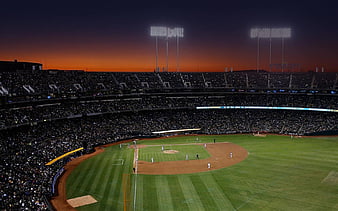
132, 142, 248, 175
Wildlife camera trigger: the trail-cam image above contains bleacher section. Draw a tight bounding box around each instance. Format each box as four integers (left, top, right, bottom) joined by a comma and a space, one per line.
1, 71, 337, 100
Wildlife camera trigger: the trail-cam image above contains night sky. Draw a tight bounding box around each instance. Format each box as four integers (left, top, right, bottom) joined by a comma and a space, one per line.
1, 2, 338, 72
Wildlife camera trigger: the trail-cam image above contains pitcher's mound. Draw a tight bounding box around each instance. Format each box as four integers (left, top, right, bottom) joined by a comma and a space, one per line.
163, 150, 179, 154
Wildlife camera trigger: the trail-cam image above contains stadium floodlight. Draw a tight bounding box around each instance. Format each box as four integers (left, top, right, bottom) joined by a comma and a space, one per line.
150, 26, 184, 72
167, 27, 184, 38
150, 26, 166, 72
150, 26, 168, 37
150, 26, 184, 38
250, 27, 292, 72
250, 28, 291, 38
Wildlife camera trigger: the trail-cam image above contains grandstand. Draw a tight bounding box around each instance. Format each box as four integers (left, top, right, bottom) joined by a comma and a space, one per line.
0, 70, 337, 210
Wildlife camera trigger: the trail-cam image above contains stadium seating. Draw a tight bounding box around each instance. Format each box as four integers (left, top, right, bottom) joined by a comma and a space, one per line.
0, 71, 337, 210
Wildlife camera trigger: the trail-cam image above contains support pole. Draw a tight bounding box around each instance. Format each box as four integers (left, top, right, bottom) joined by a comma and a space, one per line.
269, 35, 272, 72
282, 37, 284, 72
257, 36, 260, 72
166, 37, 169, 72
176, 36, 179, 72
155, 37, 159, 72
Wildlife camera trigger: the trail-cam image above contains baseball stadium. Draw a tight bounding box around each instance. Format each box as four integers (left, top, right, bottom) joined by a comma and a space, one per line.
1, 69, 338, 210
3, 2, 338, 210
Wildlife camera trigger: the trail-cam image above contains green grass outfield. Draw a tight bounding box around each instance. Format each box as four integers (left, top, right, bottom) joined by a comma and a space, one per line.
66, 135, 338, 210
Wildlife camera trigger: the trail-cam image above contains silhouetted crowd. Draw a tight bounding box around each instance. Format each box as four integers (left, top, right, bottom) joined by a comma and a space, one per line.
0, 71, 337, 102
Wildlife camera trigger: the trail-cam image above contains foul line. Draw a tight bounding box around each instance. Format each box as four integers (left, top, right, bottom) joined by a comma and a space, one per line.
134, 149, 139, 173
133, 148, 139, 211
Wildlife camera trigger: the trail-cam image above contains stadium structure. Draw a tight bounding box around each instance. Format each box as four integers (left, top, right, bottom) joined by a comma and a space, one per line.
0, 67, 338, 210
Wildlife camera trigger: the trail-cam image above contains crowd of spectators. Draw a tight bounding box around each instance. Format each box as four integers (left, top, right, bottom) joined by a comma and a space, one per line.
1, 93, 337, 130
1, 108, 337, 210
1, 70, 337, 210
0, 71, 337, 102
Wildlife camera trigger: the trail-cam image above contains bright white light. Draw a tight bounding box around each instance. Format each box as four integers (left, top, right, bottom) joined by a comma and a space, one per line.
250, 28, 291, 38
150, 26, 184, 38
150, 26, 167, 37
168, 27, 184, 38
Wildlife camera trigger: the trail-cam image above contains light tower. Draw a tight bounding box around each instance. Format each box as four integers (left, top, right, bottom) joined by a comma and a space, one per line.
150, 26, 184, 72
250, 27, 291, 72
150, 26, 166, 72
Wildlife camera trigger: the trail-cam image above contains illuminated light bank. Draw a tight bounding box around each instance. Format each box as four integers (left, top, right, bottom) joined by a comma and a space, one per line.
150, 26, 184, 38
196, 106, 338, 113
250, 28, 291, 38
152, 128, 201, 134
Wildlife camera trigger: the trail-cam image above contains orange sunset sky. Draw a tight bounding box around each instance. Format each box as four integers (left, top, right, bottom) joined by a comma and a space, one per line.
1, 4, 337, 72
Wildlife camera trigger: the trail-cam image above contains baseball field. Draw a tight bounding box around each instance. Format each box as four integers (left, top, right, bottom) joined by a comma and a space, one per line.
63, 134, 338, 210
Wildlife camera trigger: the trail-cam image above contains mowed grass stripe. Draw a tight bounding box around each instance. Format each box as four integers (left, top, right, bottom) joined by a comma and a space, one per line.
178, 175, 205, 211
104, 149, 133, 210
190, 175, 218, 209
295, 153, 338, 162
96, 147, 132, 210
80, 149, 120, 198
190, 175, 227, 210
155, 176, 174, 211
95, 159, 123, 210
201, 174, 236, 210
240, 190, 336, 210
249, 154, 336, 176
209, 172, 254, 209
92, 156, 121, 195
255, 186, 338, 209
86, 152, 119, 195
257, 152, 338, 167
223, 168, 324, 196
217, 170, 338, 210
167, 176, 189, 211
66, 158, 94, 198
280, 154, 338, 166
101, 151, 126, 209
236, 154, 332, 174
115, 149, 133, 211
67, 154, 106, 198
142, 176, 159, 210
132, 174, 143, 211
78, 154, 108, 186
210, 170, 301, 208
99, 166, 123, 210
74, 148, 126, 210
244, 160, 329, 179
